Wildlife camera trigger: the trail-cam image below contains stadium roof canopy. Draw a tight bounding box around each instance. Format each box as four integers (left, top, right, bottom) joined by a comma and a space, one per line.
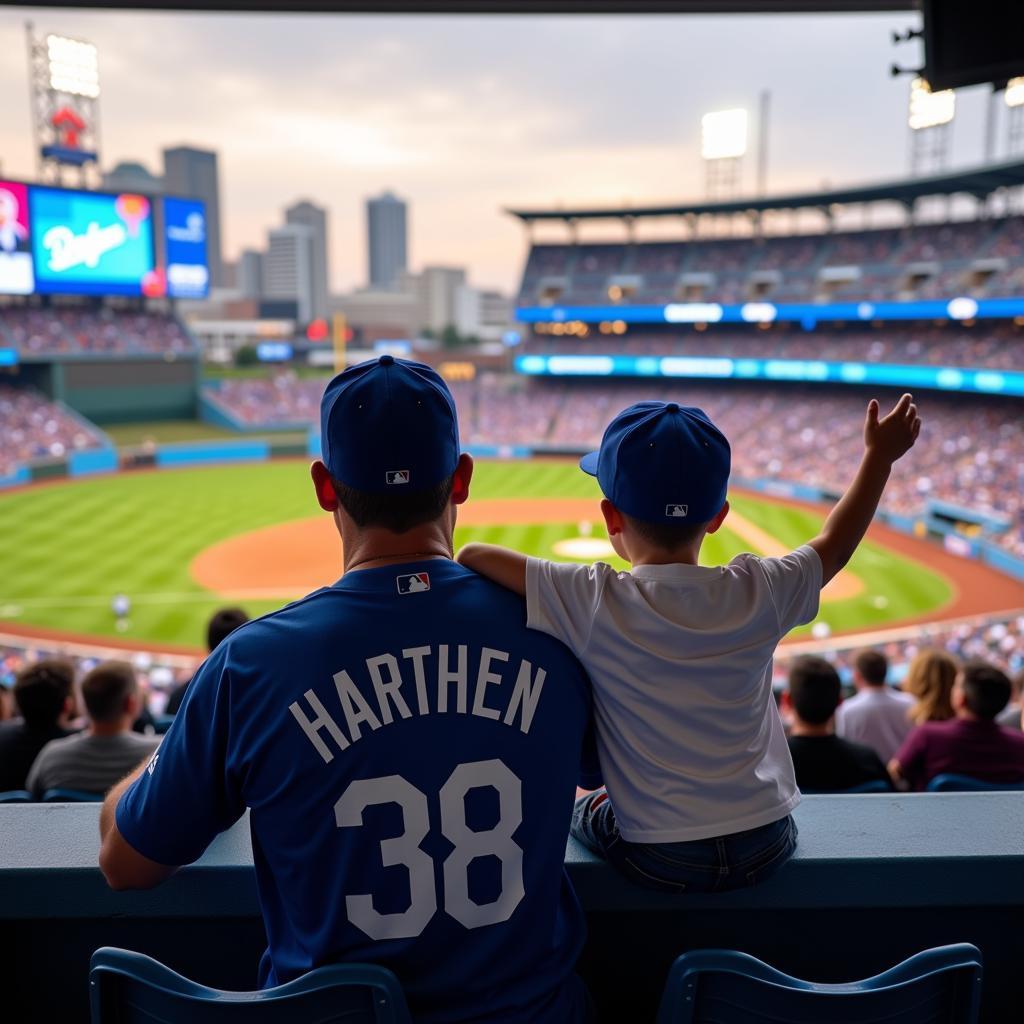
505, 160, 1024, 225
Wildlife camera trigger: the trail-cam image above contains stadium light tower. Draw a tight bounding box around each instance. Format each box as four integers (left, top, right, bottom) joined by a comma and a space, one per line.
26, 21, 102, 186
1006, 77, 1024, 156
908, 77, 954, 176
701, 108, 747, 200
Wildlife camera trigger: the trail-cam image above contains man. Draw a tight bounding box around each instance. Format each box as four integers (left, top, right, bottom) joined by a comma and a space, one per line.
99, 356, 597, 1024
834, 649, 914, 762
0, 659, 76, 792
889, 660, 1024, 791
784, 655, 890, 793
164, 607, 249, 715
28, 661, 158, 799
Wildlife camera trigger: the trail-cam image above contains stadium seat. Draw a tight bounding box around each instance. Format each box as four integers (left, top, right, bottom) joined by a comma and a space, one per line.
89, 947, 412, 1024
926, 774, 1024, 792
42, 788, 103, 802
0, 790, 33, 803
655, 944, 982, 1024
802, 780, 892, 795
154, 715, 175, 735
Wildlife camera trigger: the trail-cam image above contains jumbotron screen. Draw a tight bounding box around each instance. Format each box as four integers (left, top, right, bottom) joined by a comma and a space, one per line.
0, 179, 208, 299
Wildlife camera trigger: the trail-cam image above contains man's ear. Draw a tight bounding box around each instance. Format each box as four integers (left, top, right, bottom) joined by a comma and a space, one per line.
705, 500, 730, 535
311, 460, 339, 512
601, 499, 625, 537
451, 453, 474, 506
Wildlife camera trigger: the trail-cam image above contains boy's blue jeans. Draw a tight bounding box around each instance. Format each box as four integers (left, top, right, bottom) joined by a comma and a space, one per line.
571, 788, 798, 893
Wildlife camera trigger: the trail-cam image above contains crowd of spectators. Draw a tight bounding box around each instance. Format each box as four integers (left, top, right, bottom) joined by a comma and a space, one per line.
523, 325, 1024, 371
517, 214, 1024, 307
0, 307, 197, 357
0, 386, 107, 477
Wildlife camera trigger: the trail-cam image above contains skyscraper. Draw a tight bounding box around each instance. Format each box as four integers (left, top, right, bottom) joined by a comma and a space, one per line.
237, 249, 264, 301
285, 200, 329, 320
263, 224, 316, 324
366, 191, 408, 289
162, 145, 223, 286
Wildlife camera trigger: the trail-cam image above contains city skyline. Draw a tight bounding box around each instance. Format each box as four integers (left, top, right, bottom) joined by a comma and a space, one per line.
0, 8, 1010, 293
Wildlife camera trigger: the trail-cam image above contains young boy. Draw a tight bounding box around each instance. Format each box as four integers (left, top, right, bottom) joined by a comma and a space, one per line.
457, 394, 920, 892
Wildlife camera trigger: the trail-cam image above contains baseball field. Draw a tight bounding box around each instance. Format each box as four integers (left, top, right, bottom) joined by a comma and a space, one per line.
1, 457, 1018, 654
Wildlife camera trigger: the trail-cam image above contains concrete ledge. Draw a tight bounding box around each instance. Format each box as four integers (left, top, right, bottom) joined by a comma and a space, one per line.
2, 795, 1023, 1021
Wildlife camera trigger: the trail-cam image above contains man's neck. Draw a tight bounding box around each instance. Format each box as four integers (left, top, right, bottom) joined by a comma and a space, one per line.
342, 520, 454, 574
88, 720, 130, 738
790, 720, 833, 738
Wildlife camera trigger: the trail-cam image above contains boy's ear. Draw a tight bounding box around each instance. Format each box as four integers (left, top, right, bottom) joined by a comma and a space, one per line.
705, 500, 730, 535
600, 498, 625, 537
310, 460, 339, 512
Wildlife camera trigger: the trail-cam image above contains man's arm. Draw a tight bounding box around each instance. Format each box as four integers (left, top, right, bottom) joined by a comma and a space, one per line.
99, 757, 179, 890
809, 393, 921, 585
457, 543, 528, 596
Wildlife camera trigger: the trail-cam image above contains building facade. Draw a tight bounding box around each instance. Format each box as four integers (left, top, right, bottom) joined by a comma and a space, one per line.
263, 224, 316, 324
366, 191, 408, 289
285, 200, 329, 320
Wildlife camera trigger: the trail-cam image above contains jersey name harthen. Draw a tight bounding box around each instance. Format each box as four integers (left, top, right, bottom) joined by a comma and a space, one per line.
289, 644, 548, 763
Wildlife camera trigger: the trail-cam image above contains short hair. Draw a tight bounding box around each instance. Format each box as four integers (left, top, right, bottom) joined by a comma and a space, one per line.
622, 512, 708, 552
959, 660, 1012, 721
207, 607, 249, 652
81, 661, 136, 724
14, 659, 74, 729
332, 473, 455, 534
854, 649, 888, 687
787, 655, 841, 725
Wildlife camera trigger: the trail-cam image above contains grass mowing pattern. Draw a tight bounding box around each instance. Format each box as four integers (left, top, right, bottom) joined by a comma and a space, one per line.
0, 460, 952, 647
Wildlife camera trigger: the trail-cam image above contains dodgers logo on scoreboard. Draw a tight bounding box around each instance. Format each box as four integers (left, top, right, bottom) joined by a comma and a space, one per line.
163, 197, 209, 299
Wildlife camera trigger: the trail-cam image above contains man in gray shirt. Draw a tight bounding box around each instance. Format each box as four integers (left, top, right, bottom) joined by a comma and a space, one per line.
28, 661, 159, 799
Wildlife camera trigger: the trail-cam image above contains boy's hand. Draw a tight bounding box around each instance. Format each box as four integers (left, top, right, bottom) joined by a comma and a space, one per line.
864, 393, 921, 464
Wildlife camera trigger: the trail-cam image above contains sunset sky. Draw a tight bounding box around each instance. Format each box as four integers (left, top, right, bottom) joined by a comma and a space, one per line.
0, 7, 1006, 293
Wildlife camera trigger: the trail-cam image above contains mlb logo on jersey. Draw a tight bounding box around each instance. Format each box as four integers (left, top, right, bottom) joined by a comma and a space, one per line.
665, 504, 689, 518
386, 469, 411, 485
396, 572, 430, 594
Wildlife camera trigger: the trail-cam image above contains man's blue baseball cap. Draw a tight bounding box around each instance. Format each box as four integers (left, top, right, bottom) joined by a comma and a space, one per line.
580, 401, 731, 524
320, 355, 460, 493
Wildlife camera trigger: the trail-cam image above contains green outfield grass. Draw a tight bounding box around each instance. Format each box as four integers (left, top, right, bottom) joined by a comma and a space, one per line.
0, 460, 953, 649
102, 420, 308, 447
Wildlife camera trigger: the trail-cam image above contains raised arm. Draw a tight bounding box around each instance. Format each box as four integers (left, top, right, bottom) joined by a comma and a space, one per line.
457, 542, 528, 596
809, 393, 921, 585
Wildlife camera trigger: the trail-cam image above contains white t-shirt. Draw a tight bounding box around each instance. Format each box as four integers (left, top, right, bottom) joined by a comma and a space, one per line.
835, 687, 915, 763
526, 544, 822, 843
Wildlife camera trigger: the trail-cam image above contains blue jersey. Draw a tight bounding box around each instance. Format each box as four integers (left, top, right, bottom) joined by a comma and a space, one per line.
117, 559, 597, 1024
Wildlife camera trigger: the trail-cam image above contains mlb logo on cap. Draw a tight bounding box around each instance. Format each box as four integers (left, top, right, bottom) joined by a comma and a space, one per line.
666, 504, 689, 518
396, 572, 430, 594
386, 470, 410, 485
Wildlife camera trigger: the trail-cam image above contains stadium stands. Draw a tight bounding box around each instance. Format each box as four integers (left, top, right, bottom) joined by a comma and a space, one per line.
516, 215, 1024, 308
0, 386, 107, 476
0, 307, 197, 357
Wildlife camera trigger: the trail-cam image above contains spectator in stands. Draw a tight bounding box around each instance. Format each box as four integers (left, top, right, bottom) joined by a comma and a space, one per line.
889, 661, 1024, 790
164, 607, 249, 715
0, 660, 77, 792
904, 648, 958, 725
98, 356, 598, 1024
27, 661, 159, 799
996, 670, 1023, 731
784, 656, 890, 793
834, 649, 914, 762
459, 393, 919, 891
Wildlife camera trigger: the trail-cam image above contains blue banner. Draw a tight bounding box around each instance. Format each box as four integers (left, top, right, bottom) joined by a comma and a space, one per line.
163, 197, 209, 299
514, 354, 1024, 397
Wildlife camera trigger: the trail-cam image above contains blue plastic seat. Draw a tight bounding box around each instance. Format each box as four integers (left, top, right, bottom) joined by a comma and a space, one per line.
927, 773, 1024, 792
42, 788, 103, 802
0, 789, 33, 802
656, 944, 982, 1024
89, 947, 412, 1023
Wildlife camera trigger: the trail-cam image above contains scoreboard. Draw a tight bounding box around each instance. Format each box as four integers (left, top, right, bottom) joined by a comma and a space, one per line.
0, 179, 208, 300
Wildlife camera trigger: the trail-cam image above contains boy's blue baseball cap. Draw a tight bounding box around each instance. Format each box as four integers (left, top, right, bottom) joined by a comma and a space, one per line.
320, 355, 460, 493
580, 401, 731, 524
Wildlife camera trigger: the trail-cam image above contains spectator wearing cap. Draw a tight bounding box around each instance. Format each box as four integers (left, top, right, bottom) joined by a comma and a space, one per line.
889, 660, 1024, 791
164, 607, 250, 716
784, 656, 890, 793
0, 659, 77, 792
834, 649, 914, 762
27, 661, 159, 799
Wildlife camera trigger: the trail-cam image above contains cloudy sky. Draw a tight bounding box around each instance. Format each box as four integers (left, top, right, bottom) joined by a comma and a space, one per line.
0, 7, 1005, 293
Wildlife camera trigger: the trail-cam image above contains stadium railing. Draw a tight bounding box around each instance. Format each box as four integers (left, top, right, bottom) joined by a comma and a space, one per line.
2, 795, 1022, 1022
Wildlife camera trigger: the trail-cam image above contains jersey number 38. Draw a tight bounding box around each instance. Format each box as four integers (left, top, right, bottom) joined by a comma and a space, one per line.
335, 758, 524, 940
